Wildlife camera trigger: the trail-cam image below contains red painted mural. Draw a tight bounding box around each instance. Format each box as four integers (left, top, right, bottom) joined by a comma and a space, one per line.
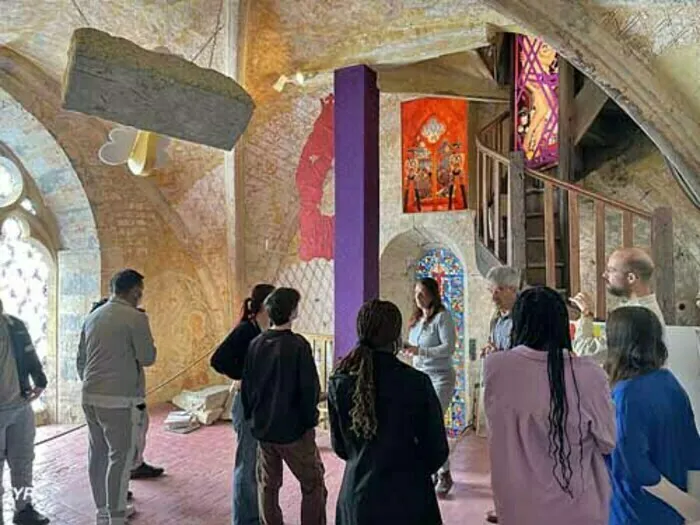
295, 94, 335, 261
401, 97, 468, 213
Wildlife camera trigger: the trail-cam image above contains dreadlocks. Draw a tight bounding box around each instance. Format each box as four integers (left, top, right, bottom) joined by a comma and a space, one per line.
510, 286, 584, 498
334, 299, 403, 441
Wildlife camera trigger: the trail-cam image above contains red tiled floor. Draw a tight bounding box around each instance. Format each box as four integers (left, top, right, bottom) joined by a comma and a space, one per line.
3, 404, 493, 524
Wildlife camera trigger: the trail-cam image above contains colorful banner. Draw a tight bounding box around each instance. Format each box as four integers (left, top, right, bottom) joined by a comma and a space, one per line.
514, 35, 560, 169
401, 97, 468, 213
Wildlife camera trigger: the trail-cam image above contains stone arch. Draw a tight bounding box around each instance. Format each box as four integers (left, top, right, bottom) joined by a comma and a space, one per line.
0, 87, 101, 424
380, 230, 471, 433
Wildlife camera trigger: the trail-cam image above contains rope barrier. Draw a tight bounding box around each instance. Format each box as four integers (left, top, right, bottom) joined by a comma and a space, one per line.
34, 345, 219, 446
35, 346, 479, 451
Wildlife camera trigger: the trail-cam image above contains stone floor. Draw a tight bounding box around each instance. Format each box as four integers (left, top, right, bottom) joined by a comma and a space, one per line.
3, 404, 493, 524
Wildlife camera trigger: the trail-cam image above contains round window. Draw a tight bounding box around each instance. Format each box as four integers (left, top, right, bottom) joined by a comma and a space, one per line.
0, 157, 23, 208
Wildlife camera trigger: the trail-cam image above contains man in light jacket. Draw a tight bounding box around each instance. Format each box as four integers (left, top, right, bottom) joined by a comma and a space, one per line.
570, 247, 665, 364
77, 270, 157, 525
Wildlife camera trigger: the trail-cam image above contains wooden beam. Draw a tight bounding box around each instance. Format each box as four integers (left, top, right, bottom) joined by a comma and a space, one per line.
595, 201, 607, 319
558, 58, 575, 182
651, 207, 676, 324
508, 152, 527, 271
482, 153, 489, 245
622, 211, 634, 248
558, 58, 575, 293
544, 182, 557, 288
376, 62, 510, 101
574, 78, 609, 145
493, 158, 501, 259
568, 193, 580, 296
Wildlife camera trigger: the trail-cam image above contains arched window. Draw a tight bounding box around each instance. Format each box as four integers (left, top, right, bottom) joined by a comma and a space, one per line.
0, 153, 57, 366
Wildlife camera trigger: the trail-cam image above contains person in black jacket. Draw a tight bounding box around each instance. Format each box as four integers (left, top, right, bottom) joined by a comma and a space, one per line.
328, 299, 449, 525
241, 287, 327, 525
0, 298, 50, 524
210, 283, 275, 525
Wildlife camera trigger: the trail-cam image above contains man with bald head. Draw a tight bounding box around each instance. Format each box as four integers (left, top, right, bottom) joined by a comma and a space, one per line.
570, 247, 665, 364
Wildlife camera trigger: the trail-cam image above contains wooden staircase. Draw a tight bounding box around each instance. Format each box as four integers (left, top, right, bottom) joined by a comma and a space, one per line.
474, 110, 676, 322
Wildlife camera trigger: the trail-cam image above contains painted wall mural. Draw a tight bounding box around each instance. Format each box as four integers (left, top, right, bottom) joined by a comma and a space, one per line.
415, 247, 467, 437
401, 98, 468, 214
295, 93, 335, 261
515, 35, 560, 169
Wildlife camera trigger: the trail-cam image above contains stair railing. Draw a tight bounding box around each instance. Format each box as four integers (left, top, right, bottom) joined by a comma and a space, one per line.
475, 111, 675, 322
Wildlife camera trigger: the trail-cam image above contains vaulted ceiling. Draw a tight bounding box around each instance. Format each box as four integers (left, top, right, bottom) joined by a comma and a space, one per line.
3, 0, 700, 205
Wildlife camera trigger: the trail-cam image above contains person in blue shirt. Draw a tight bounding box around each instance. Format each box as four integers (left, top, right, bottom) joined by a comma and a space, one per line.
605, 306, 700, 525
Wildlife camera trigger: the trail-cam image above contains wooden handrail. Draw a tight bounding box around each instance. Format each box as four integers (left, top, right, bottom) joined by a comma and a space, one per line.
481, 110, 510, 136
476, 140, 652, 219
474, 109, 674, 323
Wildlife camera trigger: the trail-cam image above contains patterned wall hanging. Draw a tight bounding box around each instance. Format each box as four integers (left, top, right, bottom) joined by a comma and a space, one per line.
401, 98, 468, 213
415, 247, 467, 437
295, 94, 335, 261
514, 35, 560, 169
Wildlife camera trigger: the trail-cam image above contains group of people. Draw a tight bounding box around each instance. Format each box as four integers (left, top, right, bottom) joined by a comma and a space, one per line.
481, 247, 700, 525
2, 245, 700, 525
211, 245, 700, 525
210, 276, 460, 525
0, 269, 166, 525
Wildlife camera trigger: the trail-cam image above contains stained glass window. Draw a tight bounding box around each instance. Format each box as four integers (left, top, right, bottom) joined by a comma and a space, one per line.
0, 157, 23, 208
415, 247, 466, 437
401, 98, 468, 213
0, 216, 52, 360
514, 35, 560, 169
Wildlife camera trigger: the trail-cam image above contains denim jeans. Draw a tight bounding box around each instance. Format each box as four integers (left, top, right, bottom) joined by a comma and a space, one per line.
232, 392, 260, 525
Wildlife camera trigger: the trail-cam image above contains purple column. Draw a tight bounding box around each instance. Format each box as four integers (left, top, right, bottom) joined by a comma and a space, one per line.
334, 65, 380, 361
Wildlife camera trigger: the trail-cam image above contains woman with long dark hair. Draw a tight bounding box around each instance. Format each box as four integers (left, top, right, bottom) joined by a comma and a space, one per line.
328, 299, 448, 525
210, 283, 275, 525
484, 286, 615, 524
404, 277, 456, 496
605, 306, 700, 525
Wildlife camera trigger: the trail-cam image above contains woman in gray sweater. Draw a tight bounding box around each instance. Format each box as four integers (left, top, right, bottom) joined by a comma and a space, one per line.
405, 276, 457, 497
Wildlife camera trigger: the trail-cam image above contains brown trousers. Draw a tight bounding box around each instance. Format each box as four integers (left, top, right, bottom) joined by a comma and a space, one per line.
257, 429, 327, 525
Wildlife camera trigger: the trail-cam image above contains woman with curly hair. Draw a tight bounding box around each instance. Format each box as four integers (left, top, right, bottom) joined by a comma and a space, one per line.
484, 286, 615, 524
328, 299, 448, 525
605, 306, 700, 525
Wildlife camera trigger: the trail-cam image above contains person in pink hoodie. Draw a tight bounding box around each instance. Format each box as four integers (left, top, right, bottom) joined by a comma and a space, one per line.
484, 286, 615, 525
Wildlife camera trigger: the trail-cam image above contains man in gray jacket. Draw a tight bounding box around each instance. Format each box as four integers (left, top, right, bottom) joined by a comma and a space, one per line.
77, 270, 157, 525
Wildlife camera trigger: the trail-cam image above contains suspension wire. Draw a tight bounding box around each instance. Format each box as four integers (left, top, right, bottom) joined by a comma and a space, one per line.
34, 344, 218, 446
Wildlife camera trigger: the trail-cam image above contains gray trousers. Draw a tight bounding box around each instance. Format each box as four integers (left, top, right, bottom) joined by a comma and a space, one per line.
132, 406, 148, 468
0, 403, 35, 514
83, 404, 140, 525
426, 369, 456, 474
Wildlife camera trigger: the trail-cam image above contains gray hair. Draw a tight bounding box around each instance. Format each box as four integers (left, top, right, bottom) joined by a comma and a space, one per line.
485, 266, 521, 289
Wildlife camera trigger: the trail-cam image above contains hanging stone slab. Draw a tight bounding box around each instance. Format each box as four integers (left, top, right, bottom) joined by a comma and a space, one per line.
61, 28, 254, 150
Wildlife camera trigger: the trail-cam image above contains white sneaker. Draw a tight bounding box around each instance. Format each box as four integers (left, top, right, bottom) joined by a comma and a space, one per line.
96, 505, 135, 525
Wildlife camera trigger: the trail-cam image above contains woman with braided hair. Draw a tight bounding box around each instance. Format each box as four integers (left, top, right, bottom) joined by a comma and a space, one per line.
328, 299, 448, 525
484, 286, 615, 525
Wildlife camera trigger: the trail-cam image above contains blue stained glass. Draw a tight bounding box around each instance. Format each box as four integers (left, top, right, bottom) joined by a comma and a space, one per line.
415, 247, 467, 437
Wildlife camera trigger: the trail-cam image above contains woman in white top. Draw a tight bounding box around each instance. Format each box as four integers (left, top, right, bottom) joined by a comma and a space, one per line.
404, 277, 456, 497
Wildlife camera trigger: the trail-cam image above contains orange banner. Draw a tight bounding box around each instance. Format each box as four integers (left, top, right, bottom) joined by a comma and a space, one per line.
401, 97, 468, 213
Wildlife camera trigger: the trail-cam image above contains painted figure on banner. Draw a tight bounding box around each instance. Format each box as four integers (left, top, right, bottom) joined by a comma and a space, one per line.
402, 98, 468, 213
515, 35, 559, 169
